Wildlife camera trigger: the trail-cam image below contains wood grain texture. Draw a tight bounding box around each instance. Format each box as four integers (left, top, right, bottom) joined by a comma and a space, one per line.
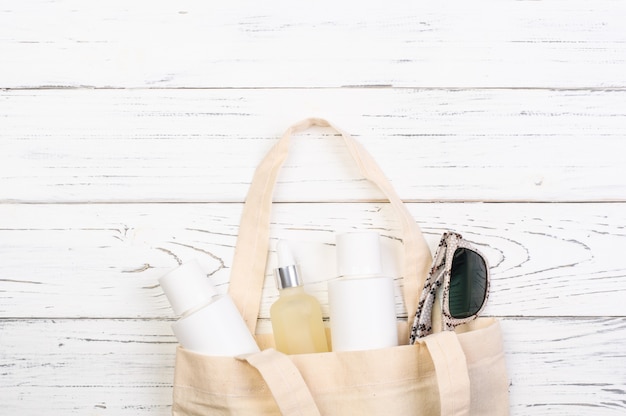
1, 0, 624, 414
1, 202, 624, 319
0, 319, 175, 415
2, 88, 625, 203
1, 0, 625, 88
2, 318, 625, 415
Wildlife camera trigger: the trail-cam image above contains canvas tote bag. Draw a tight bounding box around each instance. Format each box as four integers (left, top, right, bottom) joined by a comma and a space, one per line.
172, 118, 510, 416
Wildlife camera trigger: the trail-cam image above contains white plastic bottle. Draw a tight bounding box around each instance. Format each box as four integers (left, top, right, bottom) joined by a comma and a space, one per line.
159, 260, 260, 356
328, 232, 398, 351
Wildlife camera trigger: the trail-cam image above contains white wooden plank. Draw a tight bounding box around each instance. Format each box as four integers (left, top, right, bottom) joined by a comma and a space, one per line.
1, 202, 624, 319
1, 0, 625, 89
500, 317, 626, 416
0, 319, 175, 415
2, 88, 625, 203
1, 317, 624, 415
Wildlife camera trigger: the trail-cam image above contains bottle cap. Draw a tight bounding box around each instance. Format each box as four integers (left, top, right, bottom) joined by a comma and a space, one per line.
159, 260, 218, 316
336, 231, 382, 277
274, 240, 303, 289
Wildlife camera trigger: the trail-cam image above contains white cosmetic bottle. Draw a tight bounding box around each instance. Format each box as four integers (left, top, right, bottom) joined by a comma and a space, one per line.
328, 232, 398, 351
159, 260, 260, 356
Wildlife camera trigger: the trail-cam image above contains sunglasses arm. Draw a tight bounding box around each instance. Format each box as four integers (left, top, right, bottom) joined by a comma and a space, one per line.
431, 285, 444, 334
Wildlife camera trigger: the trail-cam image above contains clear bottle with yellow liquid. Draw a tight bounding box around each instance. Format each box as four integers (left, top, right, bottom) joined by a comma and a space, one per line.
270, 241, 329, 354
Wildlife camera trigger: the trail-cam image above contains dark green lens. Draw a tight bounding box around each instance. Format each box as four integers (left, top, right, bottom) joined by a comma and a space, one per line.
449, 248, 488, 319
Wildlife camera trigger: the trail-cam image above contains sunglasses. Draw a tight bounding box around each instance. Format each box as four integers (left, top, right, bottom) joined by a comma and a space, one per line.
409, 232, 490, 343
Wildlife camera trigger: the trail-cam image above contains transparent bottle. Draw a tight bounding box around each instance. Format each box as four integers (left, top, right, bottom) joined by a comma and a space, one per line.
270, 241, 329, 354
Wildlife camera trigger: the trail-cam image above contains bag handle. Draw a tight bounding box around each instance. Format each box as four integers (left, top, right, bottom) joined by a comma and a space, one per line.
227, 118, 432, 334
422, 332, 471, 416
240, 349, 322, 416
241, 332, 470, 416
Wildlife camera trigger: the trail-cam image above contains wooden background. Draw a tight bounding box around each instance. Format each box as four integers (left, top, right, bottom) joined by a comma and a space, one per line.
1, 1, 625, 414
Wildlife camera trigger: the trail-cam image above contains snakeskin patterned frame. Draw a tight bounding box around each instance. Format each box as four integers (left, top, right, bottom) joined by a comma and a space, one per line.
409, 231, 490, 344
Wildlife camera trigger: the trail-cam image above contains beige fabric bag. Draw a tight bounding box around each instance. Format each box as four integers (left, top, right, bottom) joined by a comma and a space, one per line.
171, 118, 510, 416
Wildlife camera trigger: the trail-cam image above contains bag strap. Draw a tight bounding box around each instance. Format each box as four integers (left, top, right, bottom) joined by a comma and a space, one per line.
228, 118, 432, 334
422, 332, 471, 416
242, 333, 471, 416
240, 349, 322, 416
